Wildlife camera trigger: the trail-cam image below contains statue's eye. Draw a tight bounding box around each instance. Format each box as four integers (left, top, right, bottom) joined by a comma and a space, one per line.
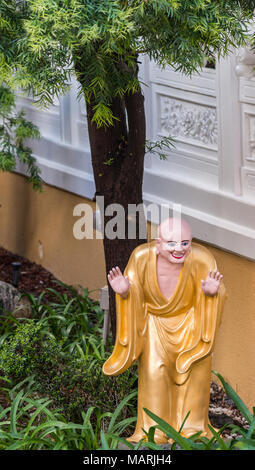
167, 242, 176, 248
182, 241, 189, 246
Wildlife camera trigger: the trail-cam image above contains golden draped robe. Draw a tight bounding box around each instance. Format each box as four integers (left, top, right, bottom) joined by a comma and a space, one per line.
103, 241, 226, 442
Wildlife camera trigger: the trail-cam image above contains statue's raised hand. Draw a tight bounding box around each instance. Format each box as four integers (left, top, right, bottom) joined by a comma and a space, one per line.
201, 269, 223, 297
108, 266, 130, 299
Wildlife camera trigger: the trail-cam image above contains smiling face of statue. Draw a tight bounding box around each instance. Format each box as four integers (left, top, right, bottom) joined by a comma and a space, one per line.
156, 218, 192, 265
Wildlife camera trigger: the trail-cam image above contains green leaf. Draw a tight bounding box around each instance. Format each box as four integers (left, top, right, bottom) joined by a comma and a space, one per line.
247, 416, 255, 439
107, 390, 137, 434
107, 434, 136, 450
24, 399, 53, 438
100, 431, 110, 450
141, 440, 163, 450
207, 424, 227, 450
91, 103, 120, 128
143, 408, 195, 450
213, 371, 253, 425
10, 390, 24, 434
234, 438, 255, 450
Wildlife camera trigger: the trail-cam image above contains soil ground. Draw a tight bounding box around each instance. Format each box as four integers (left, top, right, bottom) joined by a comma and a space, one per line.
0, 246, 249, 438
0, 246, 72, 301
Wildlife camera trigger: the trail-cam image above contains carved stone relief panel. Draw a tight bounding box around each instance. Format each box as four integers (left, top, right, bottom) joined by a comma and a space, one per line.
240, 104, 255, 198
242, 104, 255, 164
248, 116, 255, 161
159, 95, 218, 149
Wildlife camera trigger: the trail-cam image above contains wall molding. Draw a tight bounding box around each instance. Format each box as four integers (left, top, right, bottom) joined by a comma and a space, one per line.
143, 168, 255, 260
16, 136, 95, 200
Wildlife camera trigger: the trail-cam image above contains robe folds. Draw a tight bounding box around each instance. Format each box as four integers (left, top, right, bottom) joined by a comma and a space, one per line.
103, 241, 226, 442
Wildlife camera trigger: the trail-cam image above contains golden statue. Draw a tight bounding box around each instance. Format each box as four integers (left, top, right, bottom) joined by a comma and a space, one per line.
103, 218, 226, 443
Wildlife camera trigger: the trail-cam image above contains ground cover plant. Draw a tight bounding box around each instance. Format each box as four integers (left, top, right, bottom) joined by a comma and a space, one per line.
0, 284, 138, 449
0, 246, 73, 300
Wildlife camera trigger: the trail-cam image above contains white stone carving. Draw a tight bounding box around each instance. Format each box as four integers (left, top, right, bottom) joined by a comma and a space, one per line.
249, 116, 255, 160
160, 96, 218, 147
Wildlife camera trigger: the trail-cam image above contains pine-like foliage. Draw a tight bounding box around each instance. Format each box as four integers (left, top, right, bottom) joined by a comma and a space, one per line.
0, 85, 42, 190
0, 1, 254, 126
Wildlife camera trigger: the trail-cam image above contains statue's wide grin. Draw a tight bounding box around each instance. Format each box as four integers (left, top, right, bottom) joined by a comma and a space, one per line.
171, 252, 185, 259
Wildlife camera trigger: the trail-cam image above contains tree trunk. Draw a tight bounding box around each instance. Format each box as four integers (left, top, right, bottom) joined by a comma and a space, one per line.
86, 87, 146, 341
74, 53, 147, 340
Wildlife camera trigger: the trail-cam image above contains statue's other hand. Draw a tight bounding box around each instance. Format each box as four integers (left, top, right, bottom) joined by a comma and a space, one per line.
108, 266, 130, 298
201, 269, 223, 297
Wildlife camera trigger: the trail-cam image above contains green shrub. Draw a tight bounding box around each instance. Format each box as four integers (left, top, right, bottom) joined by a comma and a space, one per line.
32, 351, 137, 424
0, 320, 62, 380
0, 319, 137, 426
0, 285, 137, 439
21, 284, 105, 356
0, 379, 137, 450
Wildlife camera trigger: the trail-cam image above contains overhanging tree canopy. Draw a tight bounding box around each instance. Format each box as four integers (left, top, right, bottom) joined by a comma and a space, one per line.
1, 1, 254, 108
1, 0, 254, 335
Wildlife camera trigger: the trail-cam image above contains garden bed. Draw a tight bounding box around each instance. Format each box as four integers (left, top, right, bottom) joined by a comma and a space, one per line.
0, 246, 72, 300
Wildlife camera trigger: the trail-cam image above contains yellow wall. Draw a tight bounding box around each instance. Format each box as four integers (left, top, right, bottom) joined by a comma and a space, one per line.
0, 172, 106, 297
205, 243, 255, 410
0, 171, 255, 410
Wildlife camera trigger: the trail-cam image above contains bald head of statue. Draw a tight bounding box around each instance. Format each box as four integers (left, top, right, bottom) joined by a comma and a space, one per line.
156, 218, 192, 265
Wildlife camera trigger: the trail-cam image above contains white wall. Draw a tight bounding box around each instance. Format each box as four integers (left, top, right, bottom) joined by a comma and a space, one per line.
16, 48, 255, 260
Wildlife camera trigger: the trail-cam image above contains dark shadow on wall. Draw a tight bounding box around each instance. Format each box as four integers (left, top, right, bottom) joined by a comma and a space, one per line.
0, 172, 35, 257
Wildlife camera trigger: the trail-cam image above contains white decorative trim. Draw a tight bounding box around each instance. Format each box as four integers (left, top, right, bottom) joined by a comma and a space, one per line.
37, 154, 95, 199
16, 155, 95, 199
149, 60, 217, 97
16, 136, 95, 199
143, 168, 255, 260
